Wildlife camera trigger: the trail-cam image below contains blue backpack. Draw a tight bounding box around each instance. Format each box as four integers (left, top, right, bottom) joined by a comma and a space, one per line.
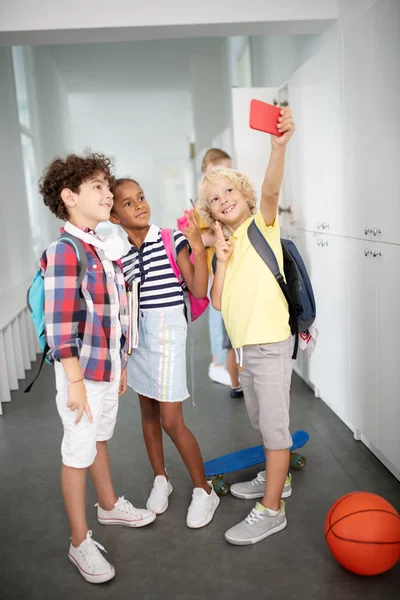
24, 233, 88, 392
247, 219, 316, 360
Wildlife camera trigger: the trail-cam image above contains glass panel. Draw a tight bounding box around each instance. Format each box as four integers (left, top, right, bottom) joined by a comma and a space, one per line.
11, 46, 31, 131
20, 133, 43, 258
238, 44, 252, 88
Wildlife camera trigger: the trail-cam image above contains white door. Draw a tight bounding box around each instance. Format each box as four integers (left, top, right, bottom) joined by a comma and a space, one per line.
376, 242, 400, 471
292, 229, 311, 384
231, 87, 277, 200
371, 0, 400, 245
288, 35, 342, 236
348, 238, 378, 446
300, 230, 330, 395
321, 235, 352, 424
342, 9, 376, 241
295, 233, 352, 424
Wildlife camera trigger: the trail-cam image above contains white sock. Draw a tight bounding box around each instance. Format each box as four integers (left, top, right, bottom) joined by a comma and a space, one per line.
265, 507, 280, 517
255, 502, 280, 517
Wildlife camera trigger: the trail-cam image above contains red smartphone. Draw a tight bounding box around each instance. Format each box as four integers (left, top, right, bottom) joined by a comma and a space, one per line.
249, 99, 282, 136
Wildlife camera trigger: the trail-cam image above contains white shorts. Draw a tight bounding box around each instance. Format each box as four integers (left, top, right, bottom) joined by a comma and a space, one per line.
55, 362, 120, 469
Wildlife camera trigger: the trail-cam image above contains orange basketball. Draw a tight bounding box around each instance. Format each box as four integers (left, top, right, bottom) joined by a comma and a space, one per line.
325, 492, 400, 576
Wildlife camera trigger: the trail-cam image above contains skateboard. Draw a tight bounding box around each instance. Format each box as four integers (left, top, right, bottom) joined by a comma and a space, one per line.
204, 430, 309, 496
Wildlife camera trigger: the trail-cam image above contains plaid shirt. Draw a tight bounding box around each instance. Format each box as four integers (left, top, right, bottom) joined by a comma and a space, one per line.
40, 229, 129, 382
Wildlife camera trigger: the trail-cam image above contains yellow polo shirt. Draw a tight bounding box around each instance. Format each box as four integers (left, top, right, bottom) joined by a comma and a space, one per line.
221, 209, 290, 348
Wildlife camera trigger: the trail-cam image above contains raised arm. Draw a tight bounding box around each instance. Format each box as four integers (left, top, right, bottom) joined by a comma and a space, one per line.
177, 210, 208, 299
260, 106, 295, 226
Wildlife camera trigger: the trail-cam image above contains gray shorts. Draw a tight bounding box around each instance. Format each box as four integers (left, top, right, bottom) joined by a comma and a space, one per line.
240, 336, 294, 450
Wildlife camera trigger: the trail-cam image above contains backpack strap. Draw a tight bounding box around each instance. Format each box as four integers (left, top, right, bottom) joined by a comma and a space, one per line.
24, 235, 88, 393
24, 344, 49, 393
247, 219, 299, 359
211, 253, 217, 276
59, 233, 88, 286
161, 228, 181, 282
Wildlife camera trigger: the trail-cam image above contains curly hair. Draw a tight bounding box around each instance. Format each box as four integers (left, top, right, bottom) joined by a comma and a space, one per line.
39, 152, 114, 221
201, 148, 231, 173
197, 167, 257, 226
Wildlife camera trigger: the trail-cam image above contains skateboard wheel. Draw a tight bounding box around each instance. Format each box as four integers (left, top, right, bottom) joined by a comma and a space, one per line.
208, 475, 230, 496
290, 452, 306, 470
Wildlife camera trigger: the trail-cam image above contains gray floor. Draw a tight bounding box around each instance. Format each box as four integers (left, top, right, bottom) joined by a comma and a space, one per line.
0, 322, 399, 600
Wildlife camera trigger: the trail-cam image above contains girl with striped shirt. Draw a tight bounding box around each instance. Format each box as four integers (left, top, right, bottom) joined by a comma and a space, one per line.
110, 178, 220, 529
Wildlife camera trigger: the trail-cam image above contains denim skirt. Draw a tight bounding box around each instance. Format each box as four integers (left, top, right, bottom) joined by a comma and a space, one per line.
127, 306, 189, 402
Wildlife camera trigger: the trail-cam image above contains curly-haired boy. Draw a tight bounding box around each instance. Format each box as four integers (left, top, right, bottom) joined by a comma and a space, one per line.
39, 153, 155, 584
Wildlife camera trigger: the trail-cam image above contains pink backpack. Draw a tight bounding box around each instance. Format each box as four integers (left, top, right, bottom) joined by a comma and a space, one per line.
161, 228, 209, 322
177, 212, 194, 265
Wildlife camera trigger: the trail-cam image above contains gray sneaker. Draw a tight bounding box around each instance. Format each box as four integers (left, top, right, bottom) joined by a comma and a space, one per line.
224, 501, 287, 546
230, 471, 292, 500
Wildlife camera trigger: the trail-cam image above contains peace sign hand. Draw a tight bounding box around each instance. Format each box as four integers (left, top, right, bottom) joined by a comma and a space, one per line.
214, 222, 233, 263
183, 209, 204, 253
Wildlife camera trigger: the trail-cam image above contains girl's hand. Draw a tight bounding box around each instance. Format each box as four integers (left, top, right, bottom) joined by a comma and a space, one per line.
183, 210, 204, 253
67, 380, 93, 425
271, 106, 295, 148
214, 222, 233, 263
119, 367, 127, 396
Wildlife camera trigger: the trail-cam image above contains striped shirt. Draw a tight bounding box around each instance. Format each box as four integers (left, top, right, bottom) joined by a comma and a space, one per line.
122, 224, 189, 310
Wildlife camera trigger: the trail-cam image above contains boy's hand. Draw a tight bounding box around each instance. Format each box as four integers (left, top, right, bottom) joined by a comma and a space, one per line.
183, 209, 205, 253
214, 222, 233, 263
272, 106, 295, 148
119, 367, 127, 396
67, 381, 93, 425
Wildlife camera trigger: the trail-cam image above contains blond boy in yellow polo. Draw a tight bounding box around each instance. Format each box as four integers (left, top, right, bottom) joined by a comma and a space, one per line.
197, 107, 295, 546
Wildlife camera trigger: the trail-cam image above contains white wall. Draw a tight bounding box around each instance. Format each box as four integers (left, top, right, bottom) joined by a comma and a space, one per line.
227, 36, 250, 88
190, 39, 233, 157
69, 90, 194, 227
0, 43, 71, 332
0, 47, 36, 300
30, 46, 72, 244
48, 39, 195, 93
31, 47, 71, 173
250, 35, 316, 87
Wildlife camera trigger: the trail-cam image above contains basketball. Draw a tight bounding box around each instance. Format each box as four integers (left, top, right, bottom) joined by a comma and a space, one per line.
325, 491, 400, 576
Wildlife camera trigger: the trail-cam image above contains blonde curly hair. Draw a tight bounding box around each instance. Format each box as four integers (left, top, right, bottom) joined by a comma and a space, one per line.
197, 167, 257, 227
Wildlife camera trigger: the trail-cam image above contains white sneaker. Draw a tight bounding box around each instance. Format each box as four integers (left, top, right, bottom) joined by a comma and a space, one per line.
96, 496, 156, 527
208, 363, 232, 387
68, 531, 115, 584
146, 475, 173, 514
186, 482, 220, 528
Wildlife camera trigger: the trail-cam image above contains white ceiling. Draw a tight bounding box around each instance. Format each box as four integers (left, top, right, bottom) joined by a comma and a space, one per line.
0, 0, 337, 45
